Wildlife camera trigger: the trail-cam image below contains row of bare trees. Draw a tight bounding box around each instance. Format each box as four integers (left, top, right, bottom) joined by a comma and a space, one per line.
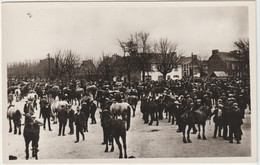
116, 32, 182, 82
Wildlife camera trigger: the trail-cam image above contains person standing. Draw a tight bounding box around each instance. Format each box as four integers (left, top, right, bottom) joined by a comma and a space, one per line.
90, 101, 97, 124
57, 105, 68, 136
75, 106, 86, 143
229, 103, 243, 144
210, 104, 223, 138
68, 104, 75, 135
8, 91, 14, 105
41, 102, 52, 131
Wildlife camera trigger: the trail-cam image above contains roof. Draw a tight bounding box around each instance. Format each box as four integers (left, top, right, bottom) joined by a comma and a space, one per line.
179, 57, 192, 65
211, 71, 228, 77
218, 52, 239, 62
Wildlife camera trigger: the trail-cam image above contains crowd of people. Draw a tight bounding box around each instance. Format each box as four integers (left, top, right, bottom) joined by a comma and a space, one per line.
7, 76, 250, 145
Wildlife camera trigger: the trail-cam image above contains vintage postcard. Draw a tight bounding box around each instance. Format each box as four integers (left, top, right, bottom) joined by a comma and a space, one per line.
1, 1, 257, 164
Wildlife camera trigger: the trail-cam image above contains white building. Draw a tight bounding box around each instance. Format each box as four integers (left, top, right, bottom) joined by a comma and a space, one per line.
141, 64, 182, 81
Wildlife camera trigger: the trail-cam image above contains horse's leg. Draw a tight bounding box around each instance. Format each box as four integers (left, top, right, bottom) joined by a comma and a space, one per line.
156, 111, 159, 126
149, 112, 153, 125
32, 140, 39, 160
202, 122, 207, 140
110, 137, 114, 152
172, 114, 175, 125
187, 125, 192, 143
104, 131, 108, 152
198, 124, 201, 139
121, 135, 127, 158
115, 136, 123, 159
168, 110, 171, 122
25, 140, 30, 160
14, 121, 17, 134
18, 125, 21, 135
183, 125, 187, 143
9, 119, 12, 133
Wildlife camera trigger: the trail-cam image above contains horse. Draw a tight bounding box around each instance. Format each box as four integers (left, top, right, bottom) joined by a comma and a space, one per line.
110, 102, 131, 131
100, 110, 127, 159
181, 106, 211, 143
14, 88, 21, 102
23, 113, 43, 160
126, 95, 138, 117
163, 95, 176, 124
7, 105, 22, 135
50, 98, 68, 124
141, 97, 159, 126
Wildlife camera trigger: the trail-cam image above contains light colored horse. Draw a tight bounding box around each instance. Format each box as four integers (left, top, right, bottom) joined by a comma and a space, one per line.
7, 105, 22, 135
50, 99, 69, 124
110, 102, 132, 131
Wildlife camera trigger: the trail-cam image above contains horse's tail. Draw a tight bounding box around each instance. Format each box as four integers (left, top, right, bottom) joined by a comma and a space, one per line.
126, 105, 131, 131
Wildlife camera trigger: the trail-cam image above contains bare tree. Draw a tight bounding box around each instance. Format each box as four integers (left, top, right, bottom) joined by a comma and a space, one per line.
64, 50, 81, 80
97, 51, 114, 81
134, 32, 152, 82
154, 38, 181, 80
118, 38, 137, 83
234, 38, 249, 77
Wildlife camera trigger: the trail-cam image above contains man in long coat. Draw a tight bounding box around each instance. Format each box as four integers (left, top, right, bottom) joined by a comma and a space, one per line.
75, 106, 86, 143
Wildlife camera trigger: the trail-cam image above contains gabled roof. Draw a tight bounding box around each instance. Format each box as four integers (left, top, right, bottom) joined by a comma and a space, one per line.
179, 57, 192, 65
218, 52, 239, 62
211, 71, 228, 77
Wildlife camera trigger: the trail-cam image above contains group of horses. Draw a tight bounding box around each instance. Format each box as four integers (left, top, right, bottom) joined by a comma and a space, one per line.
7, 82, 214, 160
7, 105, 42, 160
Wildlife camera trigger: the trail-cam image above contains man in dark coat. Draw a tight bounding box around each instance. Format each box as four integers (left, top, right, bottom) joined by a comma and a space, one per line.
57, 105, 68, 136
229, 103, 243, 144
75, 106, 86, 143
90, 101, 97, 124
24, 101, 29, 114
41, 102, 52, 131
210, 104, 223, 138
68, 104, 75, 135
81, 102, 90, 132
39, 96, 48, 118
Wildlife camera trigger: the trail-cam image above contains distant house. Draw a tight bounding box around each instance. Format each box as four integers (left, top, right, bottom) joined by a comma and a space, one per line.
78, 60, 96, 81
179, 54, 207, 78
208, 49, 242, 77
141, 53, 182, 81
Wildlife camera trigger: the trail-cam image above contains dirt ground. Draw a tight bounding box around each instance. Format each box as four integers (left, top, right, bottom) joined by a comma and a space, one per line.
6, 97, 251, 160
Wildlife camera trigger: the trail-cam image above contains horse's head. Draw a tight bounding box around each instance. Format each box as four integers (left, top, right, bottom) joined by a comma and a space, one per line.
100, 110, 113, 124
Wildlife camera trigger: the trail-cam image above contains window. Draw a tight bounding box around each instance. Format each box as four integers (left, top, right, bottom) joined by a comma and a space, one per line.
231, 63, 235, 70
158, 75, 163, 81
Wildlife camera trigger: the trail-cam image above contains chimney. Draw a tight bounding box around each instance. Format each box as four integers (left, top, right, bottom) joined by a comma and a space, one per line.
212, 49, 219, 56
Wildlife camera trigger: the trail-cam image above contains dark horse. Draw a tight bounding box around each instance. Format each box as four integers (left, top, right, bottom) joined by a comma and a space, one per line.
110, 102, 131, 131
100, 110, 127, 159
141, 97, 159, 126
7, 105, 22, 135
126, 95, 138, 117
181, 106, 211, 143
23, 114, 43, 160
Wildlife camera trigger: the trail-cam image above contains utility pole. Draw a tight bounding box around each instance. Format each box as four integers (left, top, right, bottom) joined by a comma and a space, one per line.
47, 53, 50, 81
191, 52, 194, 78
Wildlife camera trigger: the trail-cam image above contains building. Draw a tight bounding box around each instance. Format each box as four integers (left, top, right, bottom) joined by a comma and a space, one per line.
141, 64, 182, 81
78, 60, 96, 80
179, 54, 207, 78
208, 49, 242, 77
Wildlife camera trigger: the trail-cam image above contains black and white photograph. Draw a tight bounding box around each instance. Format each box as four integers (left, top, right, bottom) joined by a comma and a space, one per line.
1, 1, 257, 164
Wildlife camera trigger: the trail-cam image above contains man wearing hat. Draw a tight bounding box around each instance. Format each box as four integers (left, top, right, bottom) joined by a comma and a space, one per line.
210, 104, 224, 138
57, 103, 68, 136
90, 100, 97, 124
68, 104, 75, 135
228, 103, 243, 144
41, 102, 52, 131
75, 106, 86, 143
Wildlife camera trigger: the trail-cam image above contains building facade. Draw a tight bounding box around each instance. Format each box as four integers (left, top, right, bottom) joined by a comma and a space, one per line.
208, 49, 241, 77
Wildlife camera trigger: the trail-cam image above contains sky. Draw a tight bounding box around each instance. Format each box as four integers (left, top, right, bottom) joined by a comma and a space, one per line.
2, 2, 249, 63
